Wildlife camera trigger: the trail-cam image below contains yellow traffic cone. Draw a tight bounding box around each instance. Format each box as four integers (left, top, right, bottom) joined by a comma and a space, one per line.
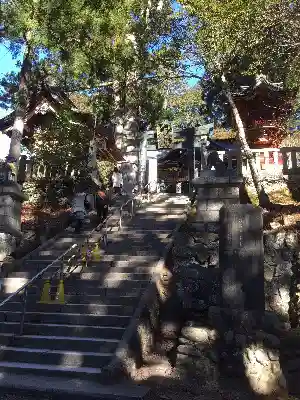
38, 279, 52, 304
81, 244, 87, 262
55, 279, 65, 304
92, 243, 101, 261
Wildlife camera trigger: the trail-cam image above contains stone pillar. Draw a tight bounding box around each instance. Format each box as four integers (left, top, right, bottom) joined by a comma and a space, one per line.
192, 171, 242, 232
0, 164, 27, 262
209, 204, 266, 380
219, 204, 264, 313
147, 154, 158, 193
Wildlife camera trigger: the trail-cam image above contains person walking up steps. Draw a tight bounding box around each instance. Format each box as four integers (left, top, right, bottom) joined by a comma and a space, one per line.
70, 183, 91, 233
112, 167, 123, 195
95, 186, 109, 223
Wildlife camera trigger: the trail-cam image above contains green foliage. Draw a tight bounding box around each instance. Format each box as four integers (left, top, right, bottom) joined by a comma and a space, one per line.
156, 124, 173, 149
166, 81, 209, 127
281, 131, 300, 147
31, 110, 91, 172
97, 160, 114, 187
180, 0, 300, 89
23, 177, 74, 210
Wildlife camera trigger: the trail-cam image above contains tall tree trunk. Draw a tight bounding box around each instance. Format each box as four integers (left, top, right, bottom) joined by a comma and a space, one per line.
113, 78, 127, 151
7, 36, 33, 173
88, 116, 102, 188
222, 76, 269, 205
139, 131, 148, 191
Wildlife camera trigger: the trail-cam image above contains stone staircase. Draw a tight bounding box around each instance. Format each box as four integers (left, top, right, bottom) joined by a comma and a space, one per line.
0, 195, 188, 398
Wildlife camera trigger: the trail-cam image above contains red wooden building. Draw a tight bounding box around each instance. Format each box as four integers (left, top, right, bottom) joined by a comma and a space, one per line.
232, 75, 296, 149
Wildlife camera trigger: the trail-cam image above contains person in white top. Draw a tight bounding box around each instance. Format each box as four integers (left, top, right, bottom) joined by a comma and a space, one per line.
71, 184, 91, 233
111, 167, 123, 195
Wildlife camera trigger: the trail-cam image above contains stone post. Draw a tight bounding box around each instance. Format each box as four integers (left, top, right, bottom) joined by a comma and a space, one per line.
209, 204, 265, 378
0, 163, 27, 262
211, 204, 287, 397
219, 204, 264, 313
192, 170, 242, 232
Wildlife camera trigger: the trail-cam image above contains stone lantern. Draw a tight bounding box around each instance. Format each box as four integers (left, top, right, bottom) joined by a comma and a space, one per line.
0, 162, 28, 262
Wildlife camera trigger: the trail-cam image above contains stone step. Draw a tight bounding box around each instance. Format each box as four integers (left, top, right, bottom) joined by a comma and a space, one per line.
0, 361, 103, 380
0, 346, 113, 369
0, 322, 125, 340
47, 271, 152, 281
0, 293, 141, 305
4, 269, 151, 282
29, 281, 147, 295
0, 333, 119, 353
25, 254, 159, 263
2, 278, 148, 296
0, 372, 151, 399
0, 311, 132, 327
0, 302, 135, 316
127, 222, 179, 231
16, 260, 156, 276
101, 245, 163, 257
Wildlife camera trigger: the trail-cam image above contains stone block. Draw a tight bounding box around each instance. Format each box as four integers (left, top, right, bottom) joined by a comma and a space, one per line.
181, 325, 218, 345
196, 200, 208, 211
243, 343, 287, 397
189, 222, 219, 234
197, 199, 227, 211
229, 176, 243, 185
196, 210, 219, 223
219, 204, 264, 312
197, 186, 240, 200
193, 176, 230, 186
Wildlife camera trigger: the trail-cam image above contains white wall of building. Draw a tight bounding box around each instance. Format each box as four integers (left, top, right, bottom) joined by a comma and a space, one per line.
147, 150, 158, 192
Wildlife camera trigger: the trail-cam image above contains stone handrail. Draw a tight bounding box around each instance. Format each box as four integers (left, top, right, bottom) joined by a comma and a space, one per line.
216, 147, 300, 176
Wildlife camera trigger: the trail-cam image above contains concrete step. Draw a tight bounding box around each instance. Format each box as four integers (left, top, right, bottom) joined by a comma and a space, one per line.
52, 275, 150, 286
28, 281, 147, 295
0, 302, 136, 316
2, 277, 148, 296
0, 346, 113, 369
102, 244, 163, 257
0, 293, 141, 305
12, 262, 153, 276
0, 333, 119, 353
3, 271, 151, 285
0, 361, 103, 380
0, 311, 132, 327
0, 372, 151, 399
48, 271, 151, 281
0, 322, 125, 339
24, 254, 159, 263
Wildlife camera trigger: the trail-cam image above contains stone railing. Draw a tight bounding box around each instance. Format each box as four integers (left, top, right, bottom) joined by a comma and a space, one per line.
217, 147, 300, 179
16, 156, 81, 184
217, 148, 283, 177
280, 147, 300, 175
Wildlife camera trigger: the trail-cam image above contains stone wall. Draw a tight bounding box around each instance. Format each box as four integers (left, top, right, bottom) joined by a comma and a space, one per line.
165, 168, 296, 397
170, 210, 290, 397
264, 225, 298, 324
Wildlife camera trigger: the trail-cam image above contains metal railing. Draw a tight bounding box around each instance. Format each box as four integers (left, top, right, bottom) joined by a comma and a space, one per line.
0, 194, 139, 336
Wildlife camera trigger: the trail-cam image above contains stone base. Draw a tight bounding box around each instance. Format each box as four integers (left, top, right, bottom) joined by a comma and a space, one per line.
192, 173, 242, 224
208, 306, 287, 396
0, 181, 27, 261
0, 232, 16, 263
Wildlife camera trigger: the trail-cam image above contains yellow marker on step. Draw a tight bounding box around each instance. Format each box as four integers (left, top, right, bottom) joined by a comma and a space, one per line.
55, 279, 65, 304
92, 243, 101, 261
81, 244, 88, 262
38, 279, 51, 303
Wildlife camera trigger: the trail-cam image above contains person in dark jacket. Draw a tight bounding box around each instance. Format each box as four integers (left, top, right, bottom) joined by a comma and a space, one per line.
95, 187, 109, 222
